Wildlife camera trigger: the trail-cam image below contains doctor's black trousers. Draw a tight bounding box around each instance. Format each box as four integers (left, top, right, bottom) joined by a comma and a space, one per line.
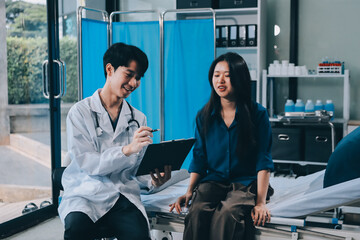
64, 194, 150, 240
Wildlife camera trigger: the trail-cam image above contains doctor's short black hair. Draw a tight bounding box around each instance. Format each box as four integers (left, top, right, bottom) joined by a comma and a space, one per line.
103, 42, 148, 78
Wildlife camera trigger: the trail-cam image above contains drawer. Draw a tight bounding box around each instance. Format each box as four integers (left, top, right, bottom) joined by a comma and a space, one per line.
305, 128, 332, 162
272, 127, 303, 161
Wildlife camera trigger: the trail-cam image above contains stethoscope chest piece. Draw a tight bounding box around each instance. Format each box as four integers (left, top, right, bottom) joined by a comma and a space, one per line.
96, 127, 103, 137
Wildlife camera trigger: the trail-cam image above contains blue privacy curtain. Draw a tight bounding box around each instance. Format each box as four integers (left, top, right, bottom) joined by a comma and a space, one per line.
81, 18, 214, 169
81, 19, 108, 99
112, 21, 161, 143
164, 19, 214, 169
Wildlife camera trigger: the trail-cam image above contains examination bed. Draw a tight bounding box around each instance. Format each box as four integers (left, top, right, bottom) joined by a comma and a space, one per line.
141, 170, 360, 240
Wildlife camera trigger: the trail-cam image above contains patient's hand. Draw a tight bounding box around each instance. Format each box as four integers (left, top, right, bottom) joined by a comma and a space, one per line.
150, 165, 171, 187
251, 203, 271, 226
169, 191, 192, 214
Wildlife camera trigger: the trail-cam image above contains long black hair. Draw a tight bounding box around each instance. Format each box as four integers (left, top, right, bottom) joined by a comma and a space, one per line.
198, 52, 256, 159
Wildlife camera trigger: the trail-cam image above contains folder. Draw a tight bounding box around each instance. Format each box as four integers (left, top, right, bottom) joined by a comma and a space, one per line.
238, 25, 246, 47
228, 25, 238, 47
220, 25, 228, 47
136, 138, 196, 176
216, 26, 221, 47
246, 24, 257, 46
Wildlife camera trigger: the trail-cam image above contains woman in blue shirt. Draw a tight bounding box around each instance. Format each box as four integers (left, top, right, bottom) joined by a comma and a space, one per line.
170, 52, 274, 240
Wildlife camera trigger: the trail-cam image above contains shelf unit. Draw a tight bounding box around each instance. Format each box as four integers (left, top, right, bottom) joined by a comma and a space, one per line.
177, 2, 267, 103
214, 0, 266, 103
262, 69, 350, 136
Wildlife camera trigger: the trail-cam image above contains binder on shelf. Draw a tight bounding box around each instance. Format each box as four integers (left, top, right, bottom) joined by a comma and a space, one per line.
246, 24, 257, 46
216, 26, 221, 47
220, 25, 228, 47
228, 25, 238, 47
238, 25, 246, 47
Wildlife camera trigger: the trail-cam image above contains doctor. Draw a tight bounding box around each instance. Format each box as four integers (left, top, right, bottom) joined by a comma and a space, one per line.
58, 42, 170, 240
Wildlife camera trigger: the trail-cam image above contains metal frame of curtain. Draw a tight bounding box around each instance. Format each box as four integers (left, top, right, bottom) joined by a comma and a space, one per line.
109, 10, 161, 142
159, 8, 216, 142
77, 6, 109, 100
77, 7, 216, 142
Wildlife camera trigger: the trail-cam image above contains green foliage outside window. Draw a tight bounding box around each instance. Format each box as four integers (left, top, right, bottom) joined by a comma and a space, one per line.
6, 0, 47, 38
7, 36, 78, 104
6, 0, 78, 104
59, 36, 78, 103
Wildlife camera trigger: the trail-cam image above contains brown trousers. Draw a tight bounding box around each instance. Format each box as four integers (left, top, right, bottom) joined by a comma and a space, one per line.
184, 181, 269, 240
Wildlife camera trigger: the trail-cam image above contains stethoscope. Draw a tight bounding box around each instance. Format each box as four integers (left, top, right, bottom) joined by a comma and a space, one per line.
93, 100, 140, 137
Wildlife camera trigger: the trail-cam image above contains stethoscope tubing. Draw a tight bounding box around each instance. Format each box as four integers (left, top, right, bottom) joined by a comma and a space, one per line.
93, 100, 140, 137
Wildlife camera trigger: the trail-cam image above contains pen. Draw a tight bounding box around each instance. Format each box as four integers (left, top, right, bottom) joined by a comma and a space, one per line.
150, 129, 160, 133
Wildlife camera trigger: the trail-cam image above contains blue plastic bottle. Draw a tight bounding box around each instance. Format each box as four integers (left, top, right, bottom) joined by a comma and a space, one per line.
325, 99, 335, 120
295, 99, 305, 112
314, 99, 324, 111
305, 99, 315, 112
285, 99, 295, 112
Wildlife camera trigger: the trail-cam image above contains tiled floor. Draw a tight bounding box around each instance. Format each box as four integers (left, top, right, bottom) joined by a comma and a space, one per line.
4, 216, 63, 240
4, 216, 184, 240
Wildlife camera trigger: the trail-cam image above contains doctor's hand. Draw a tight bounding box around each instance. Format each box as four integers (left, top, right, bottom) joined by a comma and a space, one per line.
123, 126, 153, 156
150, 165, 171, 187
169, 190, 192, 214
251, 203, 271, 226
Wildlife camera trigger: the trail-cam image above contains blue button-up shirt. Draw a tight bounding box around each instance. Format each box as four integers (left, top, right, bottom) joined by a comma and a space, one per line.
188, 102, 273, 186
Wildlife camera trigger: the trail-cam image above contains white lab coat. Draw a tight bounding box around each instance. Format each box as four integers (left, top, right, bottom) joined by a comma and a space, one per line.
58, 89, 153, 229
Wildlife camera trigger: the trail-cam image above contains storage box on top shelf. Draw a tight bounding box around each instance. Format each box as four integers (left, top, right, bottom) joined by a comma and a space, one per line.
219, 0, 257, 8
177, 0, 219, 9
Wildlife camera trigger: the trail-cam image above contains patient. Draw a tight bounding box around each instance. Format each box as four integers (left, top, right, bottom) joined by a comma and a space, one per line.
169, 52, 274, 240
323, 126, 360, 188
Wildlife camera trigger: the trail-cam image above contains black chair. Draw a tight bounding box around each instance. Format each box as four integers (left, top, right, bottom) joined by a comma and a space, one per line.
53, 167, 115, 240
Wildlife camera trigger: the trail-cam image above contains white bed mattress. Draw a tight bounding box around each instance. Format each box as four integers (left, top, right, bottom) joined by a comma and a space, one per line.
141, 170, 360, 218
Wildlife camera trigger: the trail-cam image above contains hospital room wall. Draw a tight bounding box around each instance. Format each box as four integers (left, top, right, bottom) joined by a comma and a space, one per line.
297, 0, 360, 121
265, 0, 291, 116
119, 0, 175, 16
266, 0, 360, 121
81, 0, 360, 122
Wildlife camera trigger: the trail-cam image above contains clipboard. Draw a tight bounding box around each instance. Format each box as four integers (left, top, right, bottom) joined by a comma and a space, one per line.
136, 138, 196, 176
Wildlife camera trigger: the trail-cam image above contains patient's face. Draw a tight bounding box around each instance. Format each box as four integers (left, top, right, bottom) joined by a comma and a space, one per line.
212, 61, 234, 101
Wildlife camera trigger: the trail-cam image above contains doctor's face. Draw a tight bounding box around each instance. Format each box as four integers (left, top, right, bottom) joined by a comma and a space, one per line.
212, 61, 234, 101
106, 60, 141, 99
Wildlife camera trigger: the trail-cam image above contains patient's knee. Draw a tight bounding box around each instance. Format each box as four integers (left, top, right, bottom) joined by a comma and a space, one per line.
186, 205, 213, 223
217, 204, 249, 223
